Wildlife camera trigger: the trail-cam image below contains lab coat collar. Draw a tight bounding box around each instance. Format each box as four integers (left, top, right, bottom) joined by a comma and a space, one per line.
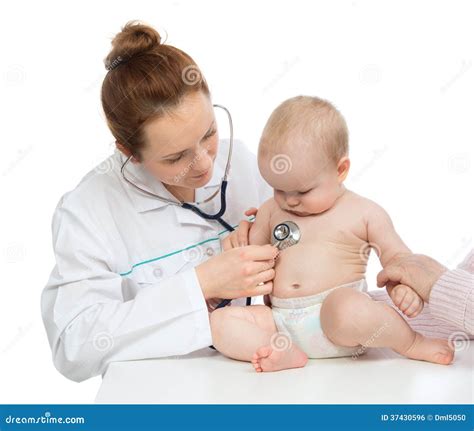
114, 148, 225, 216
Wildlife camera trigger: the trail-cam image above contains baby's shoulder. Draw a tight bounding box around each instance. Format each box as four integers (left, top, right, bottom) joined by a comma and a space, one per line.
259, 197, 280, 213
340, 190, 386, 217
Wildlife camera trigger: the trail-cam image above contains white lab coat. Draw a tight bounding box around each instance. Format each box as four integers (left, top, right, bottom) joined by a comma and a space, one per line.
41, 139, 272, 382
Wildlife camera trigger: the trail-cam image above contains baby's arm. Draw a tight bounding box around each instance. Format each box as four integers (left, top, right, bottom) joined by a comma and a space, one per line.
366, 202, 423, 318
221, 199, 273, 251
248, 198, 274, 246
249, 198, 276, 306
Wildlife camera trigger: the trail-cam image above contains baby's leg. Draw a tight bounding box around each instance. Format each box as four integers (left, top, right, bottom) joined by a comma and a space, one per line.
210, 305, 308, 372
320, 288, 454, 365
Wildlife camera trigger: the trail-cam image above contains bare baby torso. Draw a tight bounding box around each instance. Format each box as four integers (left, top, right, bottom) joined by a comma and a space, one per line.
268, 190, 373, 298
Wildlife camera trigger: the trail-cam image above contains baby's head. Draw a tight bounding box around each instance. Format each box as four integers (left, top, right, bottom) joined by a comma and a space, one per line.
258, 96, 350, 216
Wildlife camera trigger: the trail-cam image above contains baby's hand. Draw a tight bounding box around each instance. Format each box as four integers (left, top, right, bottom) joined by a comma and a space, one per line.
388, 284, 424, 318
221, 208, 258, 251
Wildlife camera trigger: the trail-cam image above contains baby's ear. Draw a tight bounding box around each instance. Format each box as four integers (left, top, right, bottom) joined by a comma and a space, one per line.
337, 156, 350, 182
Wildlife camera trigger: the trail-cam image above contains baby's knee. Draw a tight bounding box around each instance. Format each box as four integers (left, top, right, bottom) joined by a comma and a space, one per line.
320, 287, 372, 338
209, 307, 229, 335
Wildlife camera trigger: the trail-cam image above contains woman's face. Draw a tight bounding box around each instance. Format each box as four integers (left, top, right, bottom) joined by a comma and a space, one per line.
139, 91, 219, 201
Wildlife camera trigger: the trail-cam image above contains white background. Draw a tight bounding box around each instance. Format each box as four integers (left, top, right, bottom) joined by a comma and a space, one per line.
0, 0, 472, 403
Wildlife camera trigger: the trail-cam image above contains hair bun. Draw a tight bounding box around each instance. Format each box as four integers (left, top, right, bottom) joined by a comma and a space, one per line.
104, 20, 162, 71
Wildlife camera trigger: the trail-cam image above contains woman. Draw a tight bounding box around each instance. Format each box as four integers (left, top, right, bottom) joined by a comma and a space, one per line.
41, 21, 278, 382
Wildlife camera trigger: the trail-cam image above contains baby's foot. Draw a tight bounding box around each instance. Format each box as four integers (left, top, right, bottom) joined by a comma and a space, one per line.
251, 345, 308, 372
401, 333, 454, 365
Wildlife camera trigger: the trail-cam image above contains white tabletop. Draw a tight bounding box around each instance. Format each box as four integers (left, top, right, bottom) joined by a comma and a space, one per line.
95, 345, 473, 404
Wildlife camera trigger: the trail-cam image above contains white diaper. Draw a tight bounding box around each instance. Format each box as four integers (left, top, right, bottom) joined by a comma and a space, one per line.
270, 279, 369, 359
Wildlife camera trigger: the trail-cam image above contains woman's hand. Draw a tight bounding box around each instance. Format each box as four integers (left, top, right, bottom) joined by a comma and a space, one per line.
196, 244, 278, 301
221, 207, 258, 251
377, 253, 448, 303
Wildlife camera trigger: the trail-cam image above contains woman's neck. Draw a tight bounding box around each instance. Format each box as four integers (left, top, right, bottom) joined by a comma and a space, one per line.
164, 184, 195, 203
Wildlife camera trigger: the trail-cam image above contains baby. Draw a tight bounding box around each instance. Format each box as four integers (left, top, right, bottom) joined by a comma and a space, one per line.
210, 96, 454, 372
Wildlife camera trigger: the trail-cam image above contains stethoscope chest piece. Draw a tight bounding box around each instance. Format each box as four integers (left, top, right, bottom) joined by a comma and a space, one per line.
271, 221, 301, 251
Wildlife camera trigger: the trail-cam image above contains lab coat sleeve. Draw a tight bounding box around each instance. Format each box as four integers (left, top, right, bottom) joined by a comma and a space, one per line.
41, 201, 212, 382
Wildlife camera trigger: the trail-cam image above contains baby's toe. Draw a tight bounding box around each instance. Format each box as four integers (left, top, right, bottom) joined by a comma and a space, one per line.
255, 345, 273, 359
432, 339, 455, 365
435, 349, 454, 365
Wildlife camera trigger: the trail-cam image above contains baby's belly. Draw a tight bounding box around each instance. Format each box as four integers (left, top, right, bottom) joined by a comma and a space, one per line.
272, 243, 367, 298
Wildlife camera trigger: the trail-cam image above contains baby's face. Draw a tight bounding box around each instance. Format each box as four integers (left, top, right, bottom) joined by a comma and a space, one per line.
258, 149, 346, 216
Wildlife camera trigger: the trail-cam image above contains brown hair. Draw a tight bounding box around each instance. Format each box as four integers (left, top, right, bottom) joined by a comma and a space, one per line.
101, 20, 210, 160
260, 95, 349, 165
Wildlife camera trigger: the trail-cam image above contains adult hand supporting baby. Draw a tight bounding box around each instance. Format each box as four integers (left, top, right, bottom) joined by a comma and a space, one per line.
376, 253, 448, 303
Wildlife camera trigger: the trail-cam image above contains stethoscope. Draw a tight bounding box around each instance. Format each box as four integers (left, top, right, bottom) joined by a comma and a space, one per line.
121, 104, 235, 232
271, 221, 301, 250
120, 104, 302, 309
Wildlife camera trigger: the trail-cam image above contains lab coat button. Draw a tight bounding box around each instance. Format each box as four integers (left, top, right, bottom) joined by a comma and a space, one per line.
153, 267, 163, 278
206, 247, 214, 256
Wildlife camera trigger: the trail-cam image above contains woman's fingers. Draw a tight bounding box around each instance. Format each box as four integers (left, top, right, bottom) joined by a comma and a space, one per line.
252, 268, 276, 286
244, 260, 275, 277
247, 279, 274, 296
240, 244, 279, 261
